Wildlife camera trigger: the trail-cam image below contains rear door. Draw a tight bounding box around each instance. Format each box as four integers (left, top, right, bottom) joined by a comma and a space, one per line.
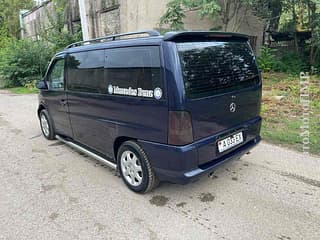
176, 39, 261, 141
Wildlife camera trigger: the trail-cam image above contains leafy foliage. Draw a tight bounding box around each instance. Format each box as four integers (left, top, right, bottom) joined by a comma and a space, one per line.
160, 1, 186, 30
309, 1, 320, 66
0, 39, 52, 87
160, 0, 222, 30
276, 51, 309, 73
41, 26, 82, 52
257, 47, 278, 72
0, 25, 10, 46
0, 0, 34, 37
40, 0, 82, 52
257, 47, 308, 74
0, 0, 82, 88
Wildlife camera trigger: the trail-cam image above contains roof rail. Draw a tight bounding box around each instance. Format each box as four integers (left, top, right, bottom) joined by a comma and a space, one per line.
65, 30, 161, 49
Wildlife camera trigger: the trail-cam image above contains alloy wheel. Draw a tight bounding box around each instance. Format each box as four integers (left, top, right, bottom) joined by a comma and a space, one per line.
120, 150, 143, 186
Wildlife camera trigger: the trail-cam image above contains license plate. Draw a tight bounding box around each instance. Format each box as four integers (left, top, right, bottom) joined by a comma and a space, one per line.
217, 132, 243, 153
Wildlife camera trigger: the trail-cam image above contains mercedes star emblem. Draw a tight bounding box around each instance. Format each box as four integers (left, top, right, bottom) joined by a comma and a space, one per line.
230, 102, 236, 112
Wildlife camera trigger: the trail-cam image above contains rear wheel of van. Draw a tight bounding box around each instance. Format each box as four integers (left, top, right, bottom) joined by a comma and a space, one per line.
39, 109, 55, 140
118, 141, 159, 193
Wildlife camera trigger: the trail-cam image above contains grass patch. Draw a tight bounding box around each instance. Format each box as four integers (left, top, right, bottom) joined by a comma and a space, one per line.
7, 87, 38, 94
261, 72, 320, 155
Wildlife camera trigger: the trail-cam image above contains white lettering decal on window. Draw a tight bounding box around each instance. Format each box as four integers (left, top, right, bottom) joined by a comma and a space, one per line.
108, 84, 162, 100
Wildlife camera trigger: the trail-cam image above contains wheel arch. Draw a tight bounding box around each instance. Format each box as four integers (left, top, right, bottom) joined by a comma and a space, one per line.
113, 136, 136, 161
37, 104, 46, 118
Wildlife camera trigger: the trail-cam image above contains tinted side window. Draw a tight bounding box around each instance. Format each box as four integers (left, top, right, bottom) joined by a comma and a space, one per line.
67, 50, 105, 93
47, 58, 65, 90
105, 46, 163, 98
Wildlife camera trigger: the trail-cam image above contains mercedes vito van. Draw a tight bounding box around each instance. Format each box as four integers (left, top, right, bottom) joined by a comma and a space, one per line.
37, 30, 261, 193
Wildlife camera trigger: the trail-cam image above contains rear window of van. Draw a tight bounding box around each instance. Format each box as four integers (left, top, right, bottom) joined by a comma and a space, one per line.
177, 41, 259, 99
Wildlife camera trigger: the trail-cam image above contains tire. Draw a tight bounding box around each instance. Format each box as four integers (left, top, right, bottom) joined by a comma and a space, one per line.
117, 141, 159, 193
39, 109, 55, 140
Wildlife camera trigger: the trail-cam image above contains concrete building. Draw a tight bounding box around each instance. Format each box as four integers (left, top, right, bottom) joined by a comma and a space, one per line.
21, 0, 265, 51
22, 0, 80, 40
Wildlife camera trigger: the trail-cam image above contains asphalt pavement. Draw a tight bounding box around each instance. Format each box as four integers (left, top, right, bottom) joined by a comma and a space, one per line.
0, 92, 319, 240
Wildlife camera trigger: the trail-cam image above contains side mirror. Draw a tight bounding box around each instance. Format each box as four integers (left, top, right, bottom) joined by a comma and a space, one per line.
36, 81, 47, 90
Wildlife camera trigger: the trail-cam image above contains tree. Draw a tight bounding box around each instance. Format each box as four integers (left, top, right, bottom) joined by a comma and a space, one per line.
0, 39, 53, 87
308, 0, 320, 66
278, 0, 320, 64
0, 0, 34, 38
40, 0, 82, 51
219, 0, 251, 31
251, 0, 283, 32
160, 0, 257, 32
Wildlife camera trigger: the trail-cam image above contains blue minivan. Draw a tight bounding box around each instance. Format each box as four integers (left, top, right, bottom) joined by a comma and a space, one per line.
37, 30, 261, 193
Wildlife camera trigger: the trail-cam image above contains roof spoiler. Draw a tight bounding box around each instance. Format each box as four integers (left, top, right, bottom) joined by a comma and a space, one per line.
163, 31, 249, 42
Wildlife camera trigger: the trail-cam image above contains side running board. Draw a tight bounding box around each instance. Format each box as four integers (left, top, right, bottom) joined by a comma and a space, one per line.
55, 135, 117, 170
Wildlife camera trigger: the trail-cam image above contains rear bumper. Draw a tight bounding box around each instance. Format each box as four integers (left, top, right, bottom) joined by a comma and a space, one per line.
183, 136, 260, 180
138, 117, 261, 184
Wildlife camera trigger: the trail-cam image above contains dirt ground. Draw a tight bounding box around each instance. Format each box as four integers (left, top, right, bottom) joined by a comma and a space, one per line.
0, 93, 319, 240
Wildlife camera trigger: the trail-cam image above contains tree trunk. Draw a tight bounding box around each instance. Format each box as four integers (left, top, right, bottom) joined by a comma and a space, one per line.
310, 46, 318, 66
309, 1, 317, 66
291, 0, 299, 52
269, 0, 283, 32
222, 0, 230, 31
66, 1, 74, 34
232, 1, 244, 32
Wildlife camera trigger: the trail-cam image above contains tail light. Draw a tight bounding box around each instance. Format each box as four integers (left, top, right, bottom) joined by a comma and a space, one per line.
168, 111, 193, 145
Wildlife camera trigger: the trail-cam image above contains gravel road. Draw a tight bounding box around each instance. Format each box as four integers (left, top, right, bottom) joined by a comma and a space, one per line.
0, 92, 319, 240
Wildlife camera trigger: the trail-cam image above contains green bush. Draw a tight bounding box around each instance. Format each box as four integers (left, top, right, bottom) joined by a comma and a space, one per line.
41, 26, 82, 53
0, 39, 53, 87
258, 47, 309, 74
312, 56, 320, 74
275, 51, 309, 74
257, 46, 278, 72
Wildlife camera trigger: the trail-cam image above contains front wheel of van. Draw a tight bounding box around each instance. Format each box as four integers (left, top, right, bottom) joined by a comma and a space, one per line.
39, 109, 55, 140
118, 141, 159, 193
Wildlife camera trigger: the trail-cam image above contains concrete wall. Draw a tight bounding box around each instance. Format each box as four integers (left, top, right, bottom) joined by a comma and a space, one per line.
119, 0, 214, 33
22, 0, 80, 39
84, 0, 215, 36
22, 0, 215, 39
22, 1, 53, 39
117, 0, 264, 52
21, 0, 264, 51
84, 0, 120, 38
